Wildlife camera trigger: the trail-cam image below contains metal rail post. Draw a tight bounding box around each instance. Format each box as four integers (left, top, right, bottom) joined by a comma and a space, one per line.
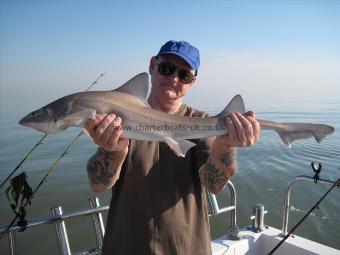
52, 206, 71, 255
226, 181, 239, 240
89, 197, 105, 248
8, 231, 16, 255
227, 181, 237, 229
206, 181, 239, 240
281, 175, 337, 236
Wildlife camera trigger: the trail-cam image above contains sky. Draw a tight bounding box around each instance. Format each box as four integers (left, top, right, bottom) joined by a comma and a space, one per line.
1, 0, 340, 116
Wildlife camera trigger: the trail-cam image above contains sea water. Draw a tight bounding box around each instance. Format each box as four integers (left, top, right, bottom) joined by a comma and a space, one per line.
0, 93, 339, 254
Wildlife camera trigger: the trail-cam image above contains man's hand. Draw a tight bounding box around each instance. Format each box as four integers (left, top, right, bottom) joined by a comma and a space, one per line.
200, 111, 260, 194
85, 114, 129, 192
85, 114, 129, 152
215, 111, 260, 149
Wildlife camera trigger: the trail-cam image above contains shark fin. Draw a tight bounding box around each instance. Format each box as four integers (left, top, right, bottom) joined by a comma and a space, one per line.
114, 73, 150, 102
164, 137, 196, 157
216, 94, 246, 118
63, 109, 97, 127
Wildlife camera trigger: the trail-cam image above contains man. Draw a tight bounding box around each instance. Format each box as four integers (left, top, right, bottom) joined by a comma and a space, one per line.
85, 40, 260, 254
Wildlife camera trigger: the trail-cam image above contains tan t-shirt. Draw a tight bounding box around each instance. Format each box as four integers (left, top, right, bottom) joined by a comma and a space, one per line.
102, 104, 212, 255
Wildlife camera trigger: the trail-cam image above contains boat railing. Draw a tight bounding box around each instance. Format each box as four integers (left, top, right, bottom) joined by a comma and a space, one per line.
206, 181, 239, 239
281, 175, 338, 236
0, 181, 238, 255
1, 197, 108, 255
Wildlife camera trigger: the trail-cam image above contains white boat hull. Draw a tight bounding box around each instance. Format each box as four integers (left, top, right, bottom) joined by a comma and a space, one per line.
212, 226, 340, 255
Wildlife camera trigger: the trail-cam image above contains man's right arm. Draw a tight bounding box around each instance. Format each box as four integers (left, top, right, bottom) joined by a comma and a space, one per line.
87, 147, 128, 192
85, 114, 129, 192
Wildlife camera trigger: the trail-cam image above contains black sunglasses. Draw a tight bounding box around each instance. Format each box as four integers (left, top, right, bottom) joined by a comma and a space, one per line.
157, 61, 196, 84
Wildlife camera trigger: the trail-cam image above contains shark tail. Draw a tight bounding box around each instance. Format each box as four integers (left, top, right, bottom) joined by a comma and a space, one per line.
215, 95, 335, 147
277, 123, 335, 147
260, 120, 335, 147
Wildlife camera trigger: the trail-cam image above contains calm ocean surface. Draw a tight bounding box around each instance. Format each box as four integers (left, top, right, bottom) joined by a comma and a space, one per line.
0, 94, 339, 254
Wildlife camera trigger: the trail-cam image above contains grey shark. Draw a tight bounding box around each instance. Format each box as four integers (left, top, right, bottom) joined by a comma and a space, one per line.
19, 73, 335, 157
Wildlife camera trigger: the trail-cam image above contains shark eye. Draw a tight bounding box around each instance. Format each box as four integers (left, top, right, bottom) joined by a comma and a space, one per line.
31, 110, 40, 118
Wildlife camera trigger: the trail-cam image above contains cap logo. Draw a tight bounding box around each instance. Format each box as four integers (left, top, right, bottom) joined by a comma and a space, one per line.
171, 42, 182, 51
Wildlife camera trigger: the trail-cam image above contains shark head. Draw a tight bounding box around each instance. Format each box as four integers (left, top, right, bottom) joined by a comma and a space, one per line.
18, 95, 78, 134
19, 105, 66, 134
19, 93, 97, 134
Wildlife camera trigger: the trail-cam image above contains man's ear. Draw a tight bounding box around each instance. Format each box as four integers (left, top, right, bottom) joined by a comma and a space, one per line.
149, 56, 157, 75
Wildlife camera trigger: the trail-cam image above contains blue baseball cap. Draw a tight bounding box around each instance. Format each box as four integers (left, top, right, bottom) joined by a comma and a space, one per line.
157, 40, 200, 70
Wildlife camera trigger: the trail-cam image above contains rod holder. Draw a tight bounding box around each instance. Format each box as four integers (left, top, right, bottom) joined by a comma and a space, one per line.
250, 204, 267, 232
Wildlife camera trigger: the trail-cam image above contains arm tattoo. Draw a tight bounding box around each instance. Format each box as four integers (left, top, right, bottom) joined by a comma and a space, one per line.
202, 149, 237, 192
202, 158, 227, 191
220, 149, 236, 166
87, 148, 116, 185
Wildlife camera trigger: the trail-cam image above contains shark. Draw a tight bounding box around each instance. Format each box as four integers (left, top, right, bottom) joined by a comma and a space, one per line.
19, 72, 335, 157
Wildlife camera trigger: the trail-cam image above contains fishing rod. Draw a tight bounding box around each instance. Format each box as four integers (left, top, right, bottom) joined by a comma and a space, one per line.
0, 73, 105, 191
1, 132, 84, 239
0, 134, 47, 190
268, 176, 340, 255
1, 73, 105, 240
27, 70, 105, 193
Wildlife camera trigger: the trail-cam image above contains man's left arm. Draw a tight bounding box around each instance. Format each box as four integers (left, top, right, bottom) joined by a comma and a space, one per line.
199, 111, 260, 194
